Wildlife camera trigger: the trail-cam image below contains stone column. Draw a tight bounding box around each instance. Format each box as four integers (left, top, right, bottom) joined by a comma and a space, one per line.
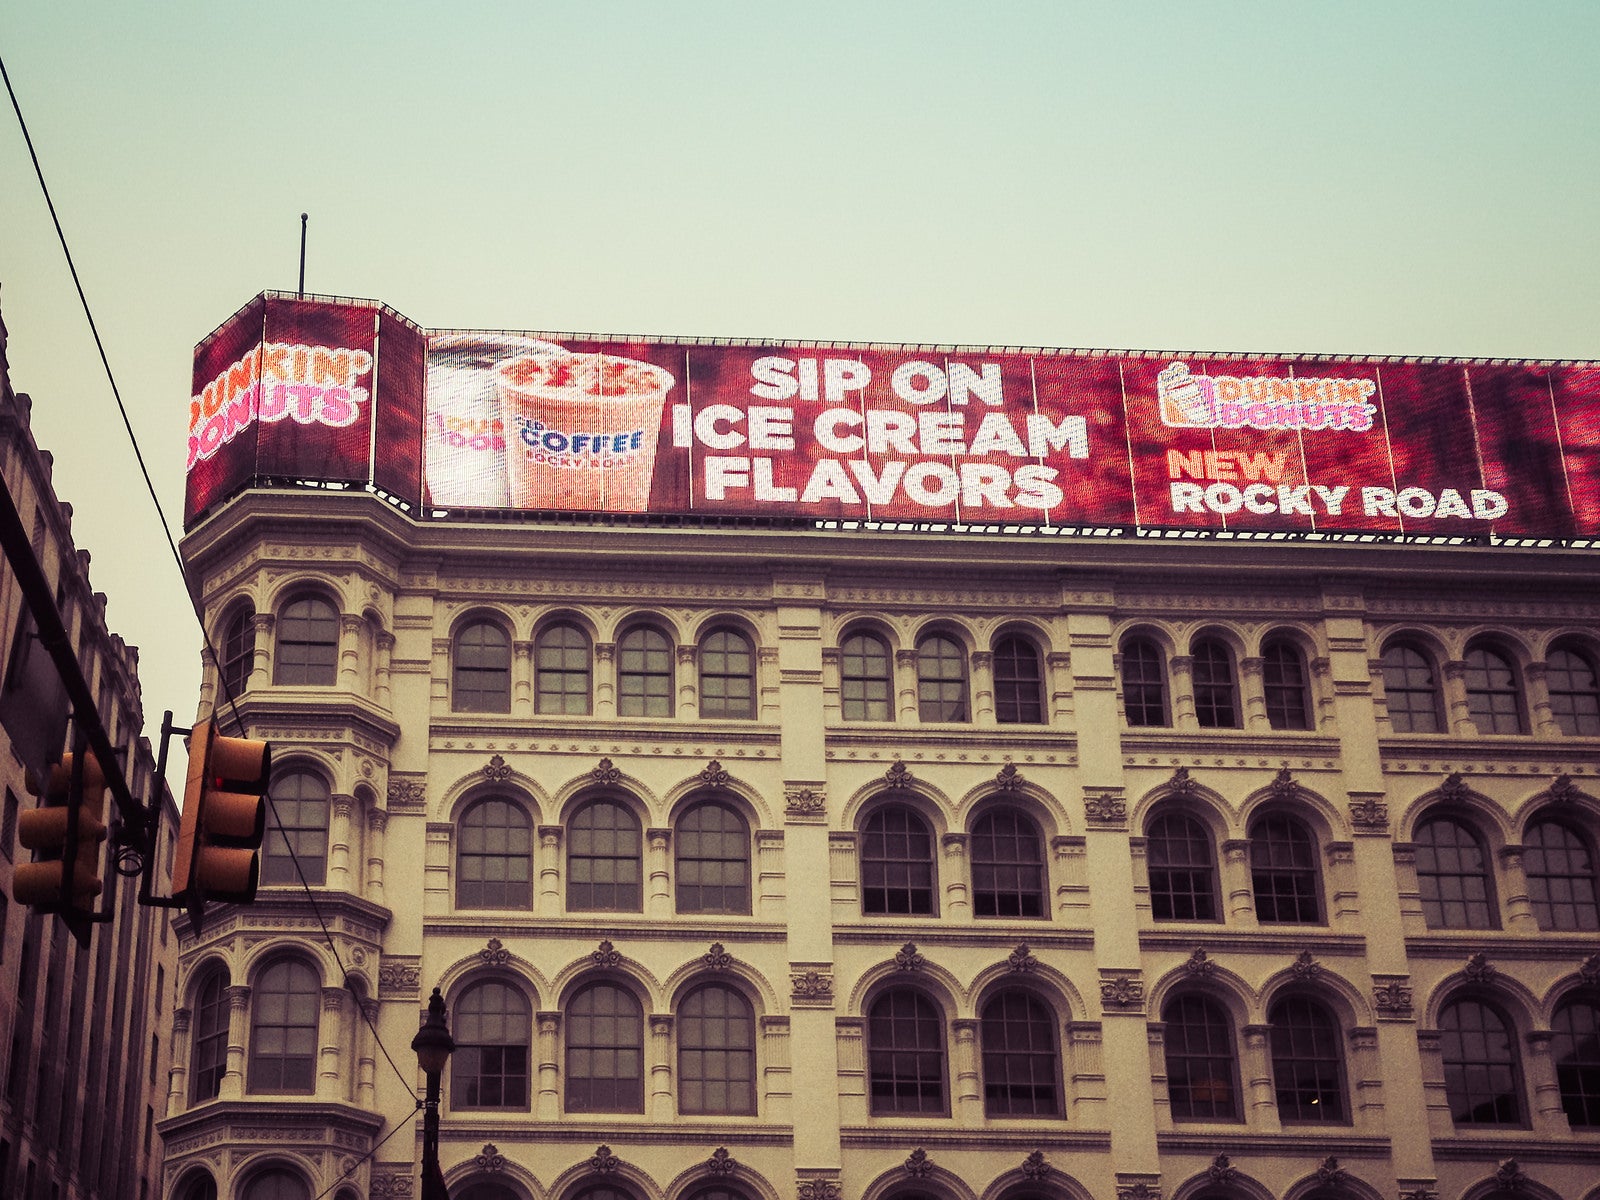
198, 646, 218, 713
250, 613, 276, 690
757, 645, 780, 720
1525, 1030, 1571, 1134
221, 985, 251, 1099
167, 1008, 191, 1116
647, 828, 673, 918
319, 986, 347, 1099
970, 651, 995, 724
537, 826, 564, 916
952, 1018, 981, 1124
537, 1013, 562, 1119
430, 636, 450, 713
1525, 662, 1559, 736
820, 648, 841, 723
1169, 655, 1197, 729
941, 833, 971, 921
1242, 1024, 1280, 1130
1240, 655, 1268, 730
1498, 844, 1537, 932
357, 998, 379, 1109
676, 644, 698, 718
328, 797, 354, 892
1443, 658, 1473, 735
649, 1014, 675, 1120
1221, 838, 1257, 925
594, 642, 617, 717
365, 809, 387, 906
338, 613, 363, 691
512, 639, 535, 716
1046, 650, 1072, 724
895, 648, 919, 721
374, 630, 395, 709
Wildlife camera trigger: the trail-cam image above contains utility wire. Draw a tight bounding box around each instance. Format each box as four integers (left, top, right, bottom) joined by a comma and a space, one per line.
313, 1099, 422, 1200
2, 50, 421, 1099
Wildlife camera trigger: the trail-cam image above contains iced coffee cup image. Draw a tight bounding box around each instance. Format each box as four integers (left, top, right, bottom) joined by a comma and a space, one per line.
424, 334, 567, 508
494, 351, 676, 512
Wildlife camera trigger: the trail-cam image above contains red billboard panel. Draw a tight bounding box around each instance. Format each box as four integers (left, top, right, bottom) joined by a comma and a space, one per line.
184, 294, 1600, 543
187, 295, 266, 525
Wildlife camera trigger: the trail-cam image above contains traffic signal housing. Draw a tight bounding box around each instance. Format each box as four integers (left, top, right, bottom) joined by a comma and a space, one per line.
12, 750, 109, 916
174, 719, 271, 926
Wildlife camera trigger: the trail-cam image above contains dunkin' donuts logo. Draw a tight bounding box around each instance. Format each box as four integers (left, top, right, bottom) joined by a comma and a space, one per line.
188, 342, 372, 469
1157, 361, 1377, 433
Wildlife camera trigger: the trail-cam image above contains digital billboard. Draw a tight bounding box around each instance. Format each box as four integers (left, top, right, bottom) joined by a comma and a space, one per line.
186, 293, 1600, 541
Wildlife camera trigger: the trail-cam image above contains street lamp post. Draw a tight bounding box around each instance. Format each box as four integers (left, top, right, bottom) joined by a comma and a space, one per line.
412, 986, 456, 1200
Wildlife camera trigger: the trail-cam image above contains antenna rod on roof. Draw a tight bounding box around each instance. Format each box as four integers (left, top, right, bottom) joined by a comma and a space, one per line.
298, 212, 308, 297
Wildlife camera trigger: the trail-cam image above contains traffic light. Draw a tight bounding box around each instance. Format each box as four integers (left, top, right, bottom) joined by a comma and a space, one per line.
12, 750, 109, 912
174, 719, 272, 923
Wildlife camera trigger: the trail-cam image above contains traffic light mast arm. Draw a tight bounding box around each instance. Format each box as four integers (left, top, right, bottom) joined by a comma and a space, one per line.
0, 474, 150, 858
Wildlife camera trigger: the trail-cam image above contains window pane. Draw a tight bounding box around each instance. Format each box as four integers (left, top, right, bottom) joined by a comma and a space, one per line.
618, 626, 674, 717
222, 607, 256, 699
970, 808, 1045, 919
916, 636, 969, 722
567, 983, 644, 1113
1269, 996, 1346, 1122
536, 623, 591, 714
700, 629, 755, 719
980, 990, 1060, 1116
678, 983, 756, 1115
841, 633, 891, 721
1250, 813, 1321, 924
1440, 999, 1524, 1126
1382, 643, 1440, 733
1192, 639, 1238, 728
274, 596, 338, 686
249, 961, 319, 1093
262, 771, 329, 886
1552, 997, 1600, 1127
457, 798, 533, 909
868, 989, 947, 1115
1163, 994, 1239, 1121
1263, 640, 1311, 730
243, 1170, 310, 1200
454, 622, 511, 713
1147, 812, 1218, 921
1122, 638, 1168, 727
994, 636, 1044, 725
676, 802, 750, 914
1415, 817, 1496, 929
1464, 646, 1525, 734
452, 982, 530, 1108
1547, 646, 1600, 736
182, 1175, 219, 1200
861, 806, 936, 916
568, 800, 642, 911
1523, 820, 1599, 931
191, 968, 231, 1103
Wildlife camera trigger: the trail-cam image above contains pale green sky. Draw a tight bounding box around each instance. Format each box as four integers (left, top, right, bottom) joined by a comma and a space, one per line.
1, 2, 1596, 781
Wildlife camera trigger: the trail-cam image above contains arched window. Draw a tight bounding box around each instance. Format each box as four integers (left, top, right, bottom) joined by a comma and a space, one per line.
699, 628, 755, 719
274, 594, 339, 686
617, 625, 673, 717
994, 635, 1044, 724
1552, 993, 1600, 1128
241, 1170, 310, 1200
1546, 642, 1600, 735
536, 622, 591, 714
1191, 638, 1239, 728
675, 801, 750, 915
248, 959, 319, 1093
190, 965, 230, 1103
979, 989, 1061, 1116
1415, 814, 1497, 929
452, 980, 531, 1109
456, 1185, 522, 1200
678, 982, 756, 1115
1163, 993, 1240, 1121
221, 605, 256, 699
684, 1187, 755, 1200
860, 805, 936, 916
261, 770, 329, 887
1120, 636, 1168, 727
1381, 641, 1442, 733
566, 982, 644, 1113
1440, 997, 1524, 1126
1268, 994, 1346, 1122
1262, 638, 1312, 730
1464, 643, 1525, 734
179, 1172, 219, 1200
867, 988, 947, 1115
453, 621, 511, 713
1249, 812, 1322, 924
568, 799, 642, 912
1523, 817, 1599, 931
970, 808, 1046, 918
573, 1188, 638, 1200
841, 631, 892, 721
916, 634, 969, 722
1147, 811, 1219, 921
457, 798, 533, 910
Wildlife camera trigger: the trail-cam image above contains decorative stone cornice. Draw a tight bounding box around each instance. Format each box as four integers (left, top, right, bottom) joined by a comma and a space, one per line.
1100, 972, 1145, 1012
785, 786, 826, 819
797, 1180, 842, 1200
790, 968, 834, 1005
1084, 787, 1128, 828
1349, 793, 1389, 832
1372, 976, 1414, 1019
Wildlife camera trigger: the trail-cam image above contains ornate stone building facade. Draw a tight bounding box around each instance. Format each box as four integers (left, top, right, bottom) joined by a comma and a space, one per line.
162, 484, 1600, 1200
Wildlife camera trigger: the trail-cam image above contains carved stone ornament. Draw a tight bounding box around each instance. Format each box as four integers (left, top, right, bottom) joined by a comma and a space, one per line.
1183, 948, 1217, 978
482, 754, 513, 783
1084, 791, 1128, 825
994, 762, 1024, 791
1166, 766, 1200, 798
590, 1145, 621, 1175
700, 759, 731, 789
1493, 1159, 1528, 1192
591, 757, 622, 786
791, 970, 834, 1002
785, 787, 826, 817
797, 1181, 843, 1200
1290, 950, 1322, 981
1546, 773, 1580, 805
592, 940, 622, 968
1100, 976, 1144, 1010
705, 1147, 736, 1177
1007, 944, 1039, 974
1397, 1190, 1439, 1200
885, 759, 915, 789
479, 938, 511, 966
1463, 951, 1498, 984
378, 962, 421, 993
370, 1176, 414, 1198
1349, 796, 1390, 830
387, 777, 426, 808
894, 942, 926, 972
904, 1148, 934, 1178
1267, 767, 1300, 801
1315, 1156, 1349, 1187
704, 942, 734, 970
1019, 1151, 1051, 1181
475, 1144, 506, 1172
1439, 771, 1471, 802
1372, 979, 1414, 1017
1116, 1183, 1161, 1200
1580, 953, 1600, 986
1208, 1154, 1238, 1185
